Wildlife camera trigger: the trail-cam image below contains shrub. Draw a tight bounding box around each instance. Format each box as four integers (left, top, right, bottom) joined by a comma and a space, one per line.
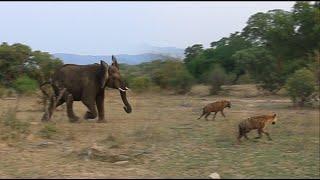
1, 108, 30, 140
130, 76, 153, 92
38, 123, 58, 139
236, 73, 254, 84
207, 65, 228, 95
0, 86, 6, 97
13, 75, 38, 94
168, 69, 195, 94
150, 60, 195, 94
285, 68, 316, 107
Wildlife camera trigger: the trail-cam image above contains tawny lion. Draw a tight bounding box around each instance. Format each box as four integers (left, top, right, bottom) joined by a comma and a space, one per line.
237, 113, 278, 143
198, 100, 231, 120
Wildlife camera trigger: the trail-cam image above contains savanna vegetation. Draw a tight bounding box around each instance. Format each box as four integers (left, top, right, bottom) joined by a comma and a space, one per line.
0, 1, 319, 178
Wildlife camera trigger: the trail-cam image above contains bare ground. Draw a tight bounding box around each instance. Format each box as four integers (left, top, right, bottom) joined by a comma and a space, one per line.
0, 84, 319, 178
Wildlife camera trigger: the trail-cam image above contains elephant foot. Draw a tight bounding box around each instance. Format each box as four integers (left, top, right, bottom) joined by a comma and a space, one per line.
84, 111, 96, 120
97, 119, 107, 123
69, 116, 80, 123
41, 113, 51, 122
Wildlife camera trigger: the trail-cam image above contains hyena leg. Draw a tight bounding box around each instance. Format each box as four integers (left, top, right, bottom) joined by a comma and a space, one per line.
204, 112, 211, 121
237, 128, 244, 143
244, 133, 249, 140
212, 112, 217, 120
262, 129, 272, 140
198, 110, 206, 120
220, 110, 226, 118
255, 129, 263, 139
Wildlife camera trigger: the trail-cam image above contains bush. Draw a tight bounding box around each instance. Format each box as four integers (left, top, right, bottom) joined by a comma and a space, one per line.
207, 65, 228, 95
0, 86, 7, 97
168, 69, 195, 94
38, 123, 58, 139
149, 60, 195, 94
130, 76, 152, 92
236, 73, 254, 84
13, 75, 38, 94
1, 108, 30, 140
285, 68, 316, 107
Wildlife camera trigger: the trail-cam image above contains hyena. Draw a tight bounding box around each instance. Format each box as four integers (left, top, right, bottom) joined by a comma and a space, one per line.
237, 113, 278, 143
198, 100, 231, 120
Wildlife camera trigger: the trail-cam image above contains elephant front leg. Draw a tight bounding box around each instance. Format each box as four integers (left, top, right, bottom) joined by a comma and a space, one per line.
82, 97, 99, 121
66, 94, 79, 123
96, 92, 106, 123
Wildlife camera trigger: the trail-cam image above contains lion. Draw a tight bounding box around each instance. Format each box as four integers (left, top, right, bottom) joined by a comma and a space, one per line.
237, 113, 278, 143
198, 100, 231, 120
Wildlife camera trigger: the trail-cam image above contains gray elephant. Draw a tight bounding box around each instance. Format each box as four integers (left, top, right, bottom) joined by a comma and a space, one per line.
40, 55, 132, 123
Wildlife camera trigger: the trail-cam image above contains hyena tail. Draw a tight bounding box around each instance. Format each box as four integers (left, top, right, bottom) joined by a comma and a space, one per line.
198, 108, 206, 119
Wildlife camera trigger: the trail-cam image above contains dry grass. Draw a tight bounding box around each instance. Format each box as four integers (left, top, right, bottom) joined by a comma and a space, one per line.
0, 85, 319, 178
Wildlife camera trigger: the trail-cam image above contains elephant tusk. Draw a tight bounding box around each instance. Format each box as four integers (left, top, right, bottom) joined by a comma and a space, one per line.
118, 88, 126, 92
125, 87, 129, 90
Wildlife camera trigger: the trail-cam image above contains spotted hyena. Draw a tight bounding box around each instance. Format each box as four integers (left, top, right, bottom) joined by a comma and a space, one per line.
198, 100, 231, 120
237, 113, 278, 143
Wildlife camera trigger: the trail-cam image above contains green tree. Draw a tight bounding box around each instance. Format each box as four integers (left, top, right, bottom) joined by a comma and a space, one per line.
26, 51, 63, 84
0, 43, 32, 86
285, 68, 316, 106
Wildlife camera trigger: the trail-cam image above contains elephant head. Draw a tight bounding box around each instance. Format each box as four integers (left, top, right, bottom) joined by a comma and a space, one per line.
106, 55, 132, 113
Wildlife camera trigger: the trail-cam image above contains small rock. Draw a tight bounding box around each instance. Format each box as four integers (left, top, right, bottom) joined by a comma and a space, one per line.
26, 134, 35, 141
209, 172, 220, 179
35, 141, 55, 148
113, 160, 129, 165
117, 154, 131, 161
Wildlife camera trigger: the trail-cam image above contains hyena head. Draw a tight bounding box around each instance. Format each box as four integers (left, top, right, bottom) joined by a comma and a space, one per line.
271, 113, 277, 125
225, 100, 231, 108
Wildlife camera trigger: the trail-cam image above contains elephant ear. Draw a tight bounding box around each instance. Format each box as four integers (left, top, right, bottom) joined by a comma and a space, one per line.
100, 60, 109, 88
111, 55, 119, 69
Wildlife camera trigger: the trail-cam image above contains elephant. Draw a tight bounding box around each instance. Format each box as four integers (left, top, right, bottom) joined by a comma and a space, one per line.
40, 55, 132, 123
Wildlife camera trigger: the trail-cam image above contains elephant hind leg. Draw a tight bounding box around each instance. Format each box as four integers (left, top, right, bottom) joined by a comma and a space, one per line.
41, 88, 66, 122
66, 93, 79, 123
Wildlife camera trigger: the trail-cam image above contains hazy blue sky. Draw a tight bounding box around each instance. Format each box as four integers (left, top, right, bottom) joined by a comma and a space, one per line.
0, 1, 295, 55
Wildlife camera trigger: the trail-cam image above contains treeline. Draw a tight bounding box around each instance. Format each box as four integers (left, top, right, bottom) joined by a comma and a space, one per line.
121, 59, 194, 94
0, 42, 63, 95
123, 2, 319, 106
183, 1, 319, 106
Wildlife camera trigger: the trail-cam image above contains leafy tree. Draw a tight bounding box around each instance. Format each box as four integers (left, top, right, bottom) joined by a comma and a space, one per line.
0, 42, 63, 88
285, 68, 316, 106
233, 47, 285, 92
26, 51, 63, 84
0, 43, 32, 86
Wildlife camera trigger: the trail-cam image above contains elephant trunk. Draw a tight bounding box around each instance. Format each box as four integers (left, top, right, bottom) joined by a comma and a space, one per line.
120, 88, 132, 113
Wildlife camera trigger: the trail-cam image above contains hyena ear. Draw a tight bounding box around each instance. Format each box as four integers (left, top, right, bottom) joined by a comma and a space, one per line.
273, 113, 277, 118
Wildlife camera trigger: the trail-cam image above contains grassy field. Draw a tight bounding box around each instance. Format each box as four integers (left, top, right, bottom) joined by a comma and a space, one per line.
0, 84, 319, 178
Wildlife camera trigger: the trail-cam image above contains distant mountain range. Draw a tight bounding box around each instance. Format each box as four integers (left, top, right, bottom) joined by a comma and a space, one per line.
53, 46, 185, 65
